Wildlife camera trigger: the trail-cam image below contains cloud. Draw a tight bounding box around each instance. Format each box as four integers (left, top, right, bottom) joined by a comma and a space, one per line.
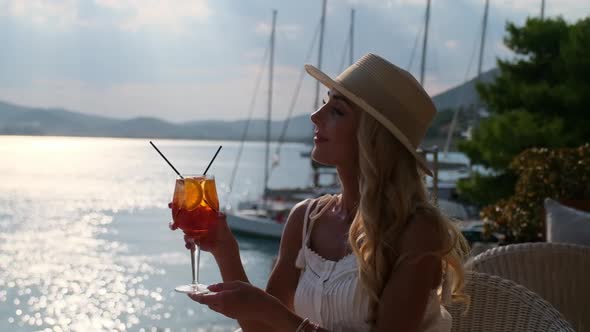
255, 21, 302, 41
243, 48, 267, 60
345, 0, 425, 8
444, 40, 459, 49
95, 0, 212, 31
491, 0, 589, 21
0, 0, 212, 31
0, 0, 78, 27
345, 0, 587, 21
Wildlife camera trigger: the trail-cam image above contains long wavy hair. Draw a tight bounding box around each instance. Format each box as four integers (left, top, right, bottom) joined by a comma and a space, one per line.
348, 111, 469, 326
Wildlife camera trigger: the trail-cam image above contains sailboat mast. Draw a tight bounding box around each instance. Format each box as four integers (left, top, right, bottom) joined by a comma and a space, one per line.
477, 0, 489, 79
264, 9, 277, 204
443, 0, 490, 157
313, 0, 327, 111
419, 0, 431, 86
311, 0, 327, 187
349, 9, 355, 66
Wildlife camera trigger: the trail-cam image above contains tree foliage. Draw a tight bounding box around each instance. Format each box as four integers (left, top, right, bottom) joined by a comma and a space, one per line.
457, 17, 590, 206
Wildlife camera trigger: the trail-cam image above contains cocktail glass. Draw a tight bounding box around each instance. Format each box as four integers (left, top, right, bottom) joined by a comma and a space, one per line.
171, 174, 219, 294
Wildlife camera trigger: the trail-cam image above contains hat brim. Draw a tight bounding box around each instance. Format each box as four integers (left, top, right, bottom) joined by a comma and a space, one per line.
304, 64, 433, 177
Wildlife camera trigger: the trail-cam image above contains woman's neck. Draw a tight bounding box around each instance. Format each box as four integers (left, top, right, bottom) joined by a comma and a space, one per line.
336, 164, 359, 221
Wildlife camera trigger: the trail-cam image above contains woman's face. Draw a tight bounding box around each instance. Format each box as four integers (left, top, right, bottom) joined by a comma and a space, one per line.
310, 89, 360, 167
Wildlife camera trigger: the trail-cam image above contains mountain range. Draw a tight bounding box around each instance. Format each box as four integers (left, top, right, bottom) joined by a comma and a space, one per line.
0, 100, 314, 142
0, 68, 497, 142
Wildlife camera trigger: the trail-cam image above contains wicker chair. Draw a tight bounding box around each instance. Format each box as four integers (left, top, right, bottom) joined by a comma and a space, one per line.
466, 243, 590, 331
447, 271, 574, 332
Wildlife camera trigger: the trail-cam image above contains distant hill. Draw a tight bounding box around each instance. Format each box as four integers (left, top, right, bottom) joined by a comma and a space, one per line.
432, 68, 499, 112
0, 69, 498, 142
425, 68, 500, 149
0, 101, 314, 142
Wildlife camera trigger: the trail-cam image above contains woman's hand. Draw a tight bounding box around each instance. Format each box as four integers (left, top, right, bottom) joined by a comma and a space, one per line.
188, 281, 271, 321
169, 203, 236, 257
188, 281, 302, 330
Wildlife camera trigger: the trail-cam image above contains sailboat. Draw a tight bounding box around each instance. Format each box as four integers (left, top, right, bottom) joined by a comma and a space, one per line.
225, 9, 283, 238
226, 2, 339, 239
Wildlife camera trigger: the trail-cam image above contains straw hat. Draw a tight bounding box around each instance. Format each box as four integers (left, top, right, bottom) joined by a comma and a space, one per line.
305, 53, 435, 176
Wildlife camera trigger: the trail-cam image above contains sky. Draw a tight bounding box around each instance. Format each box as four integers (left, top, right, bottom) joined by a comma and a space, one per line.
0, 0, 588, 122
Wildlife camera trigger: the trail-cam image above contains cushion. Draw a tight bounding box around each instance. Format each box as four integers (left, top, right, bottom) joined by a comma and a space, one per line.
544, 198, 590, 246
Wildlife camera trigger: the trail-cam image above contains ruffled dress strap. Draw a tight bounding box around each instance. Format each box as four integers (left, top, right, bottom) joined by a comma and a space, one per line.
295, 198, 314, 269
295, 195, 340, 269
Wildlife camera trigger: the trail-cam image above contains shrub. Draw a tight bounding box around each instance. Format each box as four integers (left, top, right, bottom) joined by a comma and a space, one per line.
481, 143, 590, 243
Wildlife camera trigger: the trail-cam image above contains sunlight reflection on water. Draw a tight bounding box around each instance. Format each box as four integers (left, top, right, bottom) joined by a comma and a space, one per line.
0, 199, 167, 330
0, 136, 298, 331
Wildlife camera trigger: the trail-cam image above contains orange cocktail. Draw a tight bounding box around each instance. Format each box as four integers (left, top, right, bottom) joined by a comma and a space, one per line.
171, 174, 219, 294
172, 175, 219, 243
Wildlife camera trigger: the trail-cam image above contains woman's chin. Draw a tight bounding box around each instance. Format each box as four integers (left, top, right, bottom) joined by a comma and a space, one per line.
311, 149, 337, 167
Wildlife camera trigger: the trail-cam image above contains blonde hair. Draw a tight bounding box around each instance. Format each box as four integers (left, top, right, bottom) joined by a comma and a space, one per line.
348, 112, 469, 326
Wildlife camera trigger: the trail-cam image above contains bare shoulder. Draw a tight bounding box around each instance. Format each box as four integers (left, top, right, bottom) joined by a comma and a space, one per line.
288, 199, 312, 226
399, 211, 446, 255
281, 199, 312, 244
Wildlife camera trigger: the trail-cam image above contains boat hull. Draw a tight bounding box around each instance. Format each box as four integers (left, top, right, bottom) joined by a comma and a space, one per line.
226, 212, 284, 239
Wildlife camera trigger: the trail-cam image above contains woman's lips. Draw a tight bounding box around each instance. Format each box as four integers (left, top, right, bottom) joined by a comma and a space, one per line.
314, 134, 329, 143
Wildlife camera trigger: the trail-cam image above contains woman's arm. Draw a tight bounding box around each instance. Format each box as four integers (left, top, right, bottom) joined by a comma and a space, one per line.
264, 200, 308, 309
210, 234, 249, 283
195, 200, 311, 331
192, 281, 332, 332
374, 214, 444, 332
240, 200, 309, 331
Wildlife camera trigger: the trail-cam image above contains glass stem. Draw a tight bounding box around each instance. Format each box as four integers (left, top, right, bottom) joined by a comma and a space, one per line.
190, 247, 196, 285
196, 245, 201, 285
190, 245, 201, 286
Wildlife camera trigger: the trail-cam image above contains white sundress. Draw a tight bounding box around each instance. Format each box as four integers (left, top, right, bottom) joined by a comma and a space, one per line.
293, 195, 453, 332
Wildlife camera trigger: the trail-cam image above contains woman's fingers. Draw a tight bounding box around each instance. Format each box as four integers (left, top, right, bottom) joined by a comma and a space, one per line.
207, 281, 241, 292
169, 220, 177, 230
188, 282, 271, 322
168, 202, 178, 230
188, 282, 241, 304
188, 291, 224, 305
188, 292, 211, 304
184, 235, 196, 250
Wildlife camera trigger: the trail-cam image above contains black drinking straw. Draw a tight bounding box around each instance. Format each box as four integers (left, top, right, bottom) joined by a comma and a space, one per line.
149, 141, 183, 179
203, 145, 222, 175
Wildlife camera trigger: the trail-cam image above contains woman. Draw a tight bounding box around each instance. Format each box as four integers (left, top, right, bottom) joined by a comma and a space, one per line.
172, 53, 469, 331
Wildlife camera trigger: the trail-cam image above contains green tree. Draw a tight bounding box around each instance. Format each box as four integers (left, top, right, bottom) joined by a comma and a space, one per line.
458, 17, 590, 206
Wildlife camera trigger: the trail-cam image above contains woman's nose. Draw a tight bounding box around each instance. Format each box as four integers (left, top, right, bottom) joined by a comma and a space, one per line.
310, 110, 319, 125
310, 105, 325, 125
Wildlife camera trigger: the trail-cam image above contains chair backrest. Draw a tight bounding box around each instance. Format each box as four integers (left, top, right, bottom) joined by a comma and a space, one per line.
542, 199, 590, 241
466, 243, 590, 331
447, 271, 574, 332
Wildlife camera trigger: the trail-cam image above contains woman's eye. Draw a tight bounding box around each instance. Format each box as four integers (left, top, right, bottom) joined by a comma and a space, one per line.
331, 107, 344, 116
322, 99, 343, 116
